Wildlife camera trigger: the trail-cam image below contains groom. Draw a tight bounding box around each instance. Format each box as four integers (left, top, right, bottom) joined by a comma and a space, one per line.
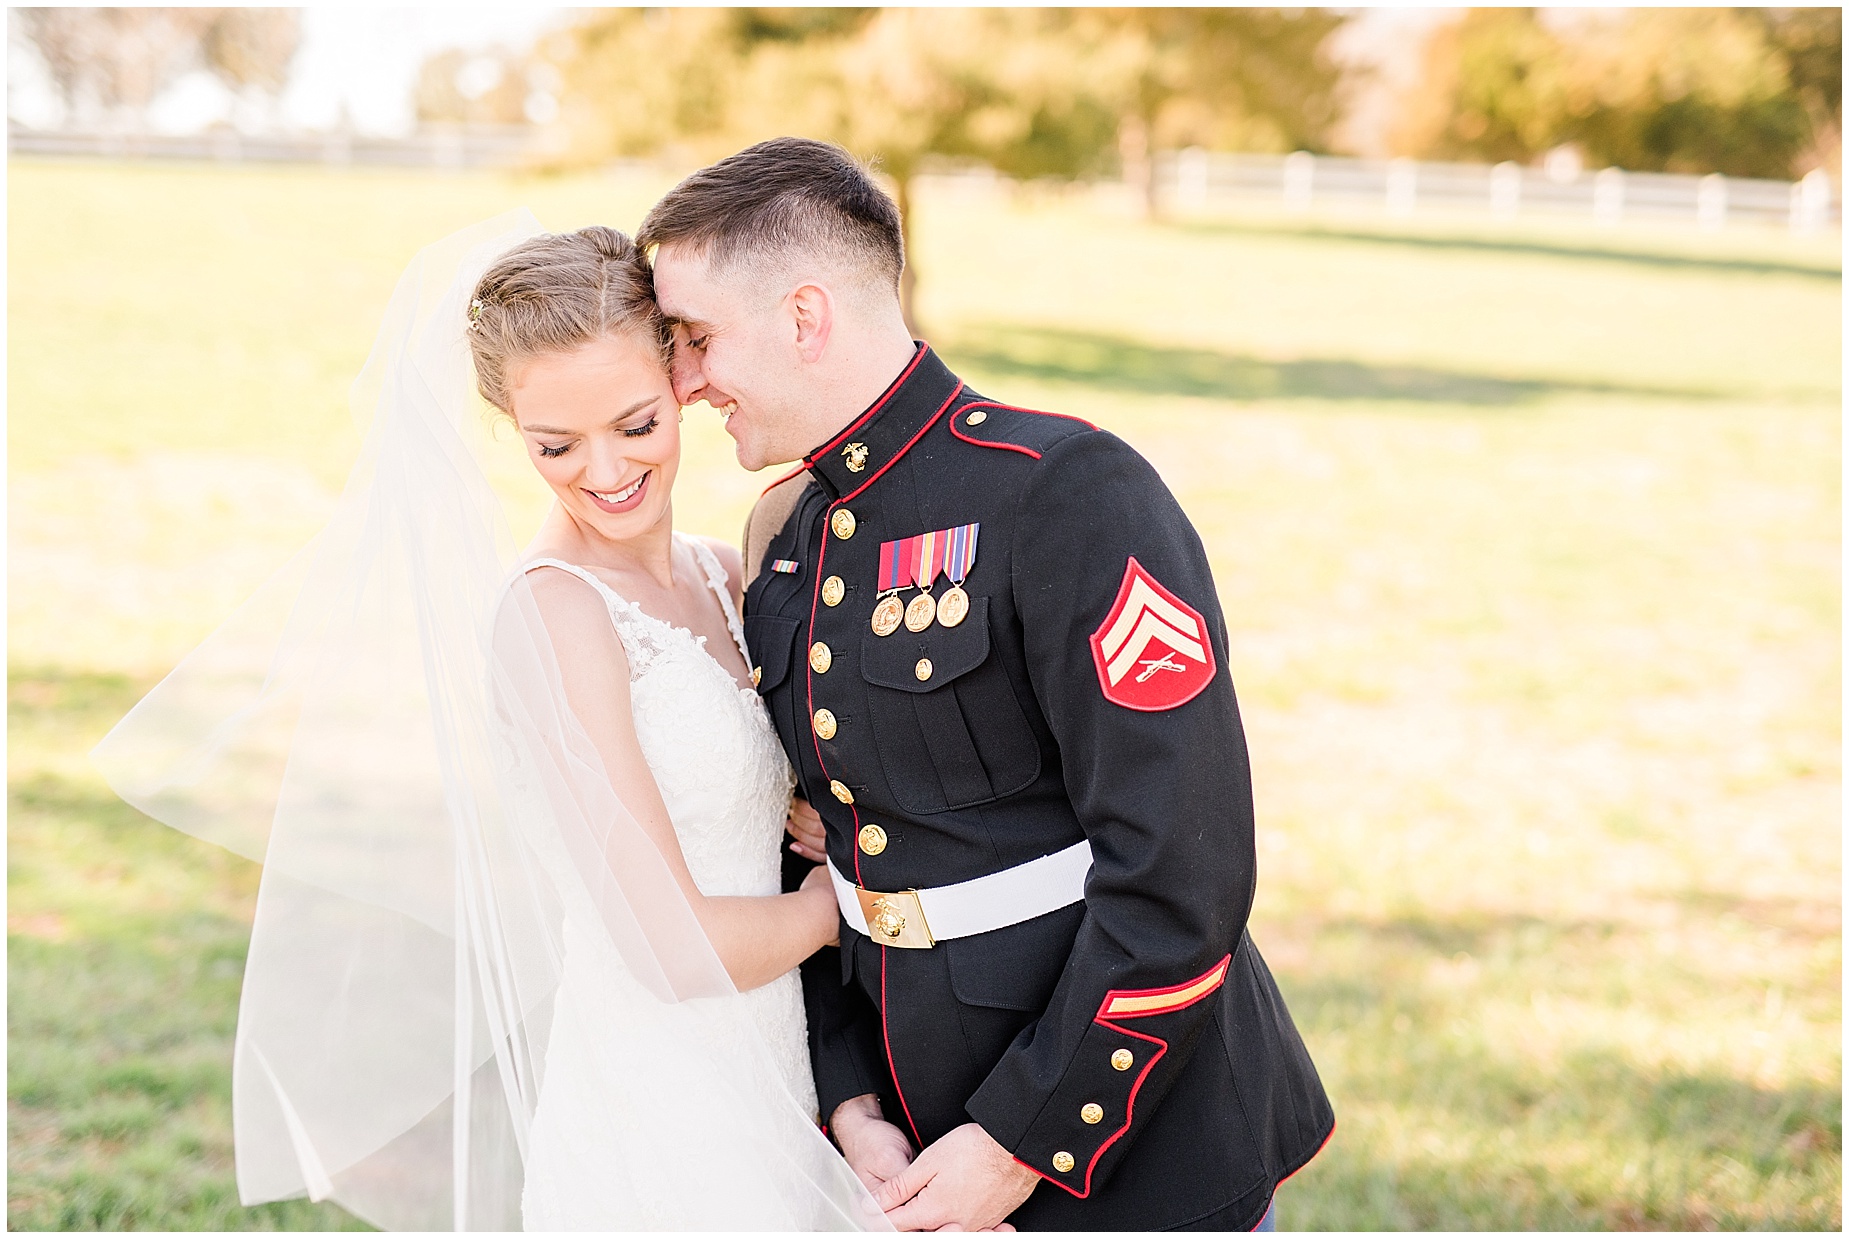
640, 138, 1333, 1231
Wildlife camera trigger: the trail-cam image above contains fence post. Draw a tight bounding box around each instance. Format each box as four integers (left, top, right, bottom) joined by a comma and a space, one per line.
1790, 168, 1832, 233
433, 128, 465, 169
1177, 146, 1209, 213
1490, 161, 1521, 218
1593, 167, 1624, 226
1283, 150, 1314, 211
1386, 157, 1417, 216
1697, 173, 1727, 231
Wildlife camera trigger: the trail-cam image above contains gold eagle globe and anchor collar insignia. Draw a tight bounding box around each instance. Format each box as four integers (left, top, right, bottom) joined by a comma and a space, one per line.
799, 344, 962, 503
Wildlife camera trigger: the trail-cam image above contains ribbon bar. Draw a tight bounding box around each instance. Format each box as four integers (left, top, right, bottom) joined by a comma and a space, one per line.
878, 523, 980, 592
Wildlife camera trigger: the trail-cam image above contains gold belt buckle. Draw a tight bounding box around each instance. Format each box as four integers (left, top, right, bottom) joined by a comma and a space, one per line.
854, 887, 935, 949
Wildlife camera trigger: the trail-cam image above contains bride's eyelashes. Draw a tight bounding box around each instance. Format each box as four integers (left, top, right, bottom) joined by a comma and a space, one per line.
534, 416, 657, 458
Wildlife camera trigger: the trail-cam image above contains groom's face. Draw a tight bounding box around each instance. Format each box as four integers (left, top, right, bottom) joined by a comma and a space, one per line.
652, 243, 806, 472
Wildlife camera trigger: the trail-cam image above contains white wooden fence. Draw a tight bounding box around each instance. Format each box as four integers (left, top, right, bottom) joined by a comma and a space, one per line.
9, 125, 1839, 234
1154, 149, 1839, 233
6, 124, 536, 169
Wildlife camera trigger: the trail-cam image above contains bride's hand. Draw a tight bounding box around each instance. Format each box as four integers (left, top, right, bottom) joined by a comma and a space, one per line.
787, 794, 827, 862
800, 863, 840, 948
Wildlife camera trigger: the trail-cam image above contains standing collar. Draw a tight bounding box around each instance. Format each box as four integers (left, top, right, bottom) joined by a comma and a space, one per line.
803, 344, 963, 500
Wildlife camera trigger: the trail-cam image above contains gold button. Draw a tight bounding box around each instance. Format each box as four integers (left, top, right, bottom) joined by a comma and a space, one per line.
966, 410, 988, 426
831, 509, 856, 540
1111, 1048, 1134, 1072
750, 665, 762, 688
1051, 1151, 1075, 1173
829, 779, 854, 805
813, 708, 837, 740
914, 658, 933, 681
822, 575, 845, 607
810, 642, 832, 674
1080, 1102, 1104, 1125
858, 824, 888, 856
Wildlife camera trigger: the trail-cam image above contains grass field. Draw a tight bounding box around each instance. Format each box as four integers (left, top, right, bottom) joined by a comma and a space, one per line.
8, 160, 1841, 1230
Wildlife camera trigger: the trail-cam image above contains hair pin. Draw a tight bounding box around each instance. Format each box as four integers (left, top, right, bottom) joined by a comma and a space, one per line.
467, 298, 485, 331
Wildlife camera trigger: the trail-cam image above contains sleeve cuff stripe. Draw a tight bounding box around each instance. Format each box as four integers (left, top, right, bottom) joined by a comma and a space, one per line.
1097, 955, 1231, 1018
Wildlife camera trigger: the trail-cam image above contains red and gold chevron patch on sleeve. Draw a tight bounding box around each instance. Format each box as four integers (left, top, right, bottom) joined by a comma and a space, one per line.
1097, 956, 1231, 1019
1088, 557, 1216, 711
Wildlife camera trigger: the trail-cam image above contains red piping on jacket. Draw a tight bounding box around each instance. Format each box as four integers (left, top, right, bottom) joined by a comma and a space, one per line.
1023, 955, 1233, 1200
949, 401, 1101, 459
798, 368, 961, 1152
759, 461, 809, 496
838, 383, 964, 504
881, 947, 925, 1148
806, 343, 928, 468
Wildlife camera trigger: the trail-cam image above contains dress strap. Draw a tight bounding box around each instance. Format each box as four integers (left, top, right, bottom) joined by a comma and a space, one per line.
522, 557, 635, 612
679, 536, 751, 667
522, 557, 676, 679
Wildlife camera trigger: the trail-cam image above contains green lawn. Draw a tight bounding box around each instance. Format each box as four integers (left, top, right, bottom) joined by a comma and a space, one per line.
9, 160, 1841, 1229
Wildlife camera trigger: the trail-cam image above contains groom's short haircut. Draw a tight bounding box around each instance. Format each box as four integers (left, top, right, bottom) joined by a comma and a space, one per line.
637, 137, 903, 297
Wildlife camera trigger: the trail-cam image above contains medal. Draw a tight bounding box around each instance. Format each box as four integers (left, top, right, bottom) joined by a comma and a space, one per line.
935, 523, 979, 628
936, 585, 970, 628
872, 521, 980, 635
871, 593, 904, 637
904, 591, 936, 631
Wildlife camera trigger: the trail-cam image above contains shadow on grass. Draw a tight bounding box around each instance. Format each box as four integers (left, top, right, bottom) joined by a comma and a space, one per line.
939, 325, 1718, 408
1173, 218, 1844, 283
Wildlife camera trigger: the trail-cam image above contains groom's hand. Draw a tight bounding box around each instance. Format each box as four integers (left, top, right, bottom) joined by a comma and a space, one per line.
831, 1094, 915, 1194
874, 1122, 1036, 1232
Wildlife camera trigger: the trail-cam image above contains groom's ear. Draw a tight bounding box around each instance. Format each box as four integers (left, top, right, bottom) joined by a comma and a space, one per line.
788, 282, 834, 363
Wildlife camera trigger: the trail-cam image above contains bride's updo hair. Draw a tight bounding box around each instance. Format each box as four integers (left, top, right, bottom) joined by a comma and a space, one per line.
466, 226, 670, 415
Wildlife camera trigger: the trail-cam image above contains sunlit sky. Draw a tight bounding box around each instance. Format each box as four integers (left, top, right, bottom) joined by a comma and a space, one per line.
10, 6, 572, 136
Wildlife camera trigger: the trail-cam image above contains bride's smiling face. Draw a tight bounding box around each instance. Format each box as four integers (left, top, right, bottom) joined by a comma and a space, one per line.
509, 330, 681, 540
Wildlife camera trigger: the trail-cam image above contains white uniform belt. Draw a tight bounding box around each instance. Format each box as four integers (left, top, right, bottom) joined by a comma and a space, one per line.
830, 840, 1093, 949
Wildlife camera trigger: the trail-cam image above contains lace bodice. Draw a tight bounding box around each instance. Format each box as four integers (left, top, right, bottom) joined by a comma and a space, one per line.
519, 534, 818, 1230
523, 536, 794, 899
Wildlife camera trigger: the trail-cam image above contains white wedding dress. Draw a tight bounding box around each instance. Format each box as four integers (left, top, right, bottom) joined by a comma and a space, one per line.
96, 218, 879, 1231
518, 536, 820, 1230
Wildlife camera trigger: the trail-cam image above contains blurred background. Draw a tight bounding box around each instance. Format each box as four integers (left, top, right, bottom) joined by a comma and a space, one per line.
7, 6, 1840, 1230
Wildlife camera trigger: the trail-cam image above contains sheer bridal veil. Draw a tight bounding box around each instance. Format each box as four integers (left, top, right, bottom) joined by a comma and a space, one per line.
93, 214, 881, 1231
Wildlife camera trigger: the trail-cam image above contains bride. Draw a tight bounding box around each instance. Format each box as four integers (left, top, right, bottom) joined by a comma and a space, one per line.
94, 216, 884, 1230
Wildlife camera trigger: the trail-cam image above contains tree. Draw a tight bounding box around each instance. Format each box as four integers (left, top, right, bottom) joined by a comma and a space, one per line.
416, 46, 534, 127
549, 8, 1116, 331
16, 7, 300, 131
1389, 9, 1565, 165
1077, 8, 1351, 217
17, 8, 214, 128
1393, 8, 1839, 180
1753, 7, 1842, 176
548, 8, 1350, 319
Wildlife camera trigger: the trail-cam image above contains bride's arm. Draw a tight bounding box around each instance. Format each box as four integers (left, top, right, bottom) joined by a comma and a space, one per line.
528, 567, 836, 992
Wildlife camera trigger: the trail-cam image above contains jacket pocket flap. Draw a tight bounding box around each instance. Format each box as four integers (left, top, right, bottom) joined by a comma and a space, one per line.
944, 901, 1085, 1011
860, 597, 991, 692
742, 614, 799, 695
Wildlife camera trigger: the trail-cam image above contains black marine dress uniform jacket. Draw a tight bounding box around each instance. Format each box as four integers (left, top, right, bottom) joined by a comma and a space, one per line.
743, 345, 1333, 1231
